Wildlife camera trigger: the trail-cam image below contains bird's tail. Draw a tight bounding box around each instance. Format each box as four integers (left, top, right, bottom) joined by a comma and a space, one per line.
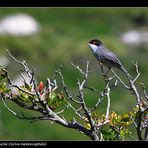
120, 65, 133, 80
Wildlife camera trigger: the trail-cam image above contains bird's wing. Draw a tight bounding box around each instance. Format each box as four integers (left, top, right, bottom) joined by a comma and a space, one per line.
101, 47, 123, 67
104, 52, 122, 65
95, 46, 128, 74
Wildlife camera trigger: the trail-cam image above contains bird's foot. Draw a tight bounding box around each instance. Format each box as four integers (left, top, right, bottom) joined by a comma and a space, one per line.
102, 74, 108, 80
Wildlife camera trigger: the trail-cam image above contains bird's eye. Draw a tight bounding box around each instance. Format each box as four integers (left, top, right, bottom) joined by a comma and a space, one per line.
93, 40, 96, 45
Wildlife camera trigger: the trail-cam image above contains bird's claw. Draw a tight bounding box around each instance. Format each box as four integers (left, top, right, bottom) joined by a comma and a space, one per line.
102, 74, 108, 80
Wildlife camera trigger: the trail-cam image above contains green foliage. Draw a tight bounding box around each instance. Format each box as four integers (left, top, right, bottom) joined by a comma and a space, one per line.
17, 93, 34, 103
0, 82, 11, 93
101, 125, 119, 140
88, 109, 139, 140
0, 73, 66, 110
47, 91, 66, 111
0, 72, 6, 81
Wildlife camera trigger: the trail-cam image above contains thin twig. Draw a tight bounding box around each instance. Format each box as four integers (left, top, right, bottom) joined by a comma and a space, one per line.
0, 67, 35, 96
1, 97, 17, 116
75, 61, 96, 131
71, 62, 85, 76
105, 87, 111, 119
66, 102, 86, 121
57, 69, 81, 104
84, 85, 101, 96
136, 110, 143, 140
112, 64, 142, 104
51, 65, 63, 81
91, 96, 104, 112
132, 61, 141, 83
18, 112, 53, 123
56, 104, 70, 115
140, 82, 148, 101
111, 70, 130, 89
5, 48, 22, 64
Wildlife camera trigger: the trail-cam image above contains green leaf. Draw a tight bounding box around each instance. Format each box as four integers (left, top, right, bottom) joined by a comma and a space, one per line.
101, 125, 118, 140
0, 75, 5, 81
101, 125, 112, 135
0, 68, 6, 80
19, 93, 33, 103
47, 92, 66, 110
0, 82, 11, 93
49, 92, 57, 100
24, 82, 30, 90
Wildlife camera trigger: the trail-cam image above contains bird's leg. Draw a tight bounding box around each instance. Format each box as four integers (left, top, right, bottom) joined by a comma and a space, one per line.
99, 62, 105, 75
99, 62, 108, 80
99, 62, 110, 79
105, 67, 111, 76
102, 67, 111, 80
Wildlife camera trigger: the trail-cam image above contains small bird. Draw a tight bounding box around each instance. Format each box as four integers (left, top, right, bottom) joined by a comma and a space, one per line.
88, 39, 131, 77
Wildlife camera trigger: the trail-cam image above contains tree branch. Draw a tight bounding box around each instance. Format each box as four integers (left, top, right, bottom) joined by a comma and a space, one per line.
1, 49, 147, 141
0, 67, 35, 96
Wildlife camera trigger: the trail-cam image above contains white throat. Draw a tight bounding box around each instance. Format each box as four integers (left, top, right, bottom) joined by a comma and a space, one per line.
88, 43, 98, 53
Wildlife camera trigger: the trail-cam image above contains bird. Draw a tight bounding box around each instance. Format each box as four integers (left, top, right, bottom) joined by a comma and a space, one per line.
88, 39, 132, 78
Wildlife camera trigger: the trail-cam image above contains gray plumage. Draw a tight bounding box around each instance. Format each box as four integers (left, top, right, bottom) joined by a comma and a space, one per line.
88, 39, 131, 77
94, 44, 127, 74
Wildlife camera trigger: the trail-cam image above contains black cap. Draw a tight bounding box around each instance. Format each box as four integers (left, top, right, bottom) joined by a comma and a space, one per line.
89, 39, 102, 46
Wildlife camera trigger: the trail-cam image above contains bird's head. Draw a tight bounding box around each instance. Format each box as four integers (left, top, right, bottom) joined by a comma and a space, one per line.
88, 39, 102, 53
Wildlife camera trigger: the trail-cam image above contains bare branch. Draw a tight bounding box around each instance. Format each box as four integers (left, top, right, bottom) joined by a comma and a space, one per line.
129, 82, 141, 104
105, 87, 111, 119
20, 73, 27, 84
75, 61, 97, 131
128, 62, 142, 103
76, 106, 82, 112
144, 127, 148, 140
6, 48, 33, 79
1, 49, 147, 141
1, 92, 48, 115
18, 112, 51, 123
51, 65, 63, 80
84, 85, 101, 96
5, 49, 42, 102
45, 78, 58, 93
140, 82, 148, 101
71, 62, 85, 76
84, 85, 105, 112
111, 69, 130, 89
1, 51, 100, 140
0, 67, 35, 96
132, 61, 141, 83
98, 119, 109, 127
91, 95, 104, 112
5, 48, 22, 65
1, 97, 17, 116
56, 68, 81, 104
135, 110, 143, 140
111, 63, 142, 104
55, 104, 70, 115
66, 102, 85, 121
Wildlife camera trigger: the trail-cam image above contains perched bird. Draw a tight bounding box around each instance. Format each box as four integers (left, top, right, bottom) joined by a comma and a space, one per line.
88, 39, 131, 77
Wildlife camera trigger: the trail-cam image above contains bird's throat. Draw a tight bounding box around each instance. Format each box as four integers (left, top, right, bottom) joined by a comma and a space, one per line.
89, 44, 98, 53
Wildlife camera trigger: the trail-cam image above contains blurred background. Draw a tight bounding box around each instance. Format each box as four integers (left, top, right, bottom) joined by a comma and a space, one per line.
0, 8, 148, 140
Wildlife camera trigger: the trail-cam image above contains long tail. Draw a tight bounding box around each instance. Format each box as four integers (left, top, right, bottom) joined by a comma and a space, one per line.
120, 65, 133, 80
